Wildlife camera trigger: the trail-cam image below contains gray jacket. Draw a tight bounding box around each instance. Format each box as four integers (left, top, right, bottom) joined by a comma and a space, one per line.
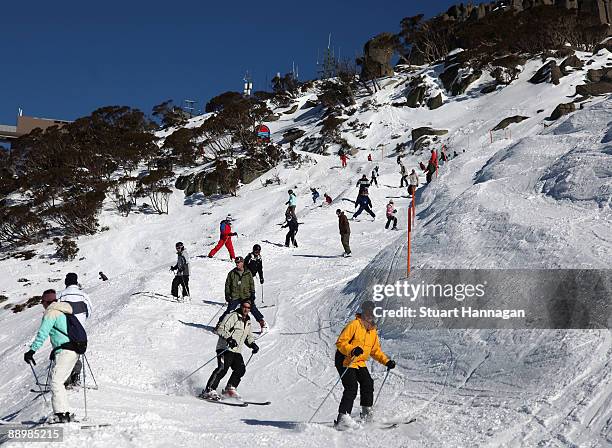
216, 310, 255, 354
174, 249, 190, 276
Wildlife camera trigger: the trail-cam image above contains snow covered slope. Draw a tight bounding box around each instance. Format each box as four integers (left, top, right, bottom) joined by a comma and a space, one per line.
0, 49, 611, 447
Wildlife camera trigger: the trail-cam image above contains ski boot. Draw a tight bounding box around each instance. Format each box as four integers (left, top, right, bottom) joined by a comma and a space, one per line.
360, 406, 375, 423
222, 386, 240, 399
334, 413, 360, 430
53, 412, 74, 423
258, 320, 269, 333
199, 388, 221, 401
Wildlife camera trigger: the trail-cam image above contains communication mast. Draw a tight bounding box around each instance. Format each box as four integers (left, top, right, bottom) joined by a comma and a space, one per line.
317, 33, 337, 79
243, 71, 253, 97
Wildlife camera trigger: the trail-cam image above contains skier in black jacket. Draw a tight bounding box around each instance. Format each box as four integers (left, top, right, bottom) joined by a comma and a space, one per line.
281, 212, 299, 247
244, 244, 264, 285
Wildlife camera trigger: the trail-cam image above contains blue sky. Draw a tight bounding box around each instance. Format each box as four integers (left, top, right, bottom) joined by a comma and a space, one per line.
0, 0, 481, 124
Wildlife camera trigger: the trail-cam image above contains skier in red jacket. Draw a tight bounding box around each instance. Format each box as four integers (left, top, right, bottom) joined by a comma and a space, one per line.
208, 215, 237, 260
429, 149, 438, 169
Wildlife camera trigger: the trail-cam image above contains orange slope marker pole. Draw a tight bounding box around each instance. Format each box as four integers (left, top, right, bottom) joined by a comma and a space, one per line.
407, 204, 412, 277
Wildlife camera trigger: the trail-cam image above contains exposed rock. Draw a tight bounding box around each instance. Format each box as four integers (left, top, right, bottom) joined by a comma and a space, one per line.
440, 56, 482, 95
491, 116, 529, 131
593, 38, 612, 54
175, 175, 191, 190
549, 102, 575, 120
587, 68, 603, 82
360, 33, 397, 81
283, 104, 299, 115
282, 128, 306, 143
576, 82, 612, 96
555, 47, 576, 58
405, 81, 428, 108
427, 93, 443, 109
264, 114, 280, 122
481, 84, 498, 94
560, 55, 584, 75
412, 127, 448, 142
529, 60, 562, 85
300, 99, 319, 109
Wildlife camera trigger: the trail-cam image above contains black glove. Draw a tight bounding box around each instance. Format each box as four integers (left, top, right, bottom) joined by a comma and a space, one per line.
386, 360, 396, 370
24, 350, 36, 366
170, 266, 176, 272
226, 338, 238, 349
260, 278, 264, 285
250, 343, 259, 354
351, 347, 364, 357
231, 232, 238, 237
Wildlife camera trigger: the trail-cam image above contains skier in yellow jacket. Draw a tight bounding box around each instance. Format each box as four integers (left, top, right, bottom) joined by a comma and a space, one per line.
334, 301, 396, 429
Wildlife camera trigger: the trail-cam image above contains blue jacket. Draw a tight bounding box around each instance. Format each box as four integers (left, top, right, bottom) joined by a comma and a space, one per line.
356, 195, 372, 208
30, 302, 71, 353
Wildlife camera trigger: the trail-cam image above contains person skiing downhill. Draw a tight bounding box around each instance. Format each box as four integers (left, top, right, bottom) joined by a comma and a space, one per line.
336, 209, 351, 257
57, 273, 92, 388
281, 211, 299, 248
311, 188, 320, 204
339, 151, 348, 168
200, 299, 259, 401
385, 200, 398, 230
244, 244, 264, 285
370, 167, 379, 187
24, 289, 89, 423
286, 190, 297, 219
399, 161, 408, 188
208, 215, 237, 260
408, 169, 419, 197
356, 175, 370, 193
353, 191, 375, 220
170, 242, 190, 299
334, 301, 396, 429
324, 193, 333, 205
216, 256, 267, 332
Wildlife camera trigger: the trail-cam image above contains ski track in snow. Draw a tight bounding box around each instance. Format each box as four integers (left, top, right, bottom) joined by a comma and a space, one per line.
1, 50, 612, 447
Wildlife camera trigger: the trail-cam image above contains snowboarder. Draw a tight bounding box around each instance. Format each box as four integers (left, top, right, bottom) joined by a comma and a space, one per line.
217, 256, 267, 332
336, 209, 351, 257
385, 200, 398, 230
244, 244, 264, 286
370, 168, 378, 187
334, 301, 396, 429
399, 161, 408, 188
208, 215, 237, 260
408, 169, 419, 197
200, 299, 259, 401
57, 273, 92, 388
311, 188, 320, 204
353, 191, 375, 220
24, 289, 89, 423
286, 190, 297, 219
324, 193, 333, 205
281, 211, 299, 248
170, 242, 190, 299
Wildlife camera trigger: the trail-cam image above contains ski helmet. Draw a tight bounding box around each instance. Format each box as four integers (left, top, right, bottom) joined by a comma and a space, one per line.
253, 244, 261, 252
175, 242, 184, 250
65, 272, 78, 286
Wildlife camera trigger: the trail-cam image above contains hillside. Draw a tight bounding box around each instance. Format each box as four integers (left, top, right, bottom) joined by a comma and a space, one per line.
0, 45, 611, 448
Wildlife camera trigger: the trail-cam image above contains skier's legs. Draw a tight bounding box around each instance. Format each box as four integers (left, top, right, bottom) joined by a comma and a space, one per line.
180, 275, 190, 297
208, 238, 226, 257
171, 276, 181, 297
226, 353, 246, 388
205, 350, 232, 391
337, 367, 359, 415
285, 231, 291, 247
225, 238, 235, 259
355, 367, 374, 407
365, 207, 376, 218
341, 233, 351, 254
51, 349, 79, 413
249, 301, 264, 322
385, 216, 392, 229
391, 216, 397, 228
64, 358, 82, 387
353, 206, 364, 218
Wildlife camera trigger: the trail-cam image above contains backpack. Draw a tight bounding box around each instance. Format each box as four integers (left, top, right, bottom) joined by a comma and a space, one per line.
220, 220, 228, 234
55, 313, 88, 355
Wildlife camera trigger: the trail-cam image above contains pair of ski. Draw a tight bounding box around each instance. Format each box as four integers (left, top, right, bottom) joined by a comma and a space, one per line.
198, 396, 271, 407
1, 418, 111, 430
325, 417, 416, 431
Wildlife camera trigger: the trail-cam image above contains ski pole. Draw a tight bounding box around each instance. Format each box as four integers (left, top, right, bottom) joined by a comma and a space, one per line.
29, 364, 48, 404
373, 368, 391, 407
82, 355, 88, 421
206, 304, 225, 326
245, 353, 254, 368
307, 356, 354, 423
261, 284, 264, 304
83, 354, 99, 389
177, 349, 229, 384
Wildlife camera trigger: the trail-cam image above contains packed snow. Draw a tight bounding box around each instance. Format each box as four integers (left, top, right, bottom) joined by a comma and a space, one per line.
1, 49, 611, 447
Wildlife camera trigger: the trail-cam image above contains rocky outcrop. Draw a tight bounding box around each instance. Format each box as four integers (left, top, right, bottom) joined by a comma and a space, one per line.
301, 99, 319, 109
586, 67, 612, 82
549, 102, 576, 120
560, 55, 584, 75
360, 33, 398, 81
405, 76, 443, 109
576, 82, 612, 96
412, 127, 449, 142
282, 128, 306, 144
283, 104, 299, 115
491, 116, 529, 131
529, 61, 562, 85
440, 53, 482, 95
427, 93, 443, 109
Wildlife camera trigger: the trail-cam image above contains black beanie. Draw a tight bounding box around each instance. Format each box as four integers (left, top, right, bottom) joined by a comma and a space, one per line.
65, 272, 78, 286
